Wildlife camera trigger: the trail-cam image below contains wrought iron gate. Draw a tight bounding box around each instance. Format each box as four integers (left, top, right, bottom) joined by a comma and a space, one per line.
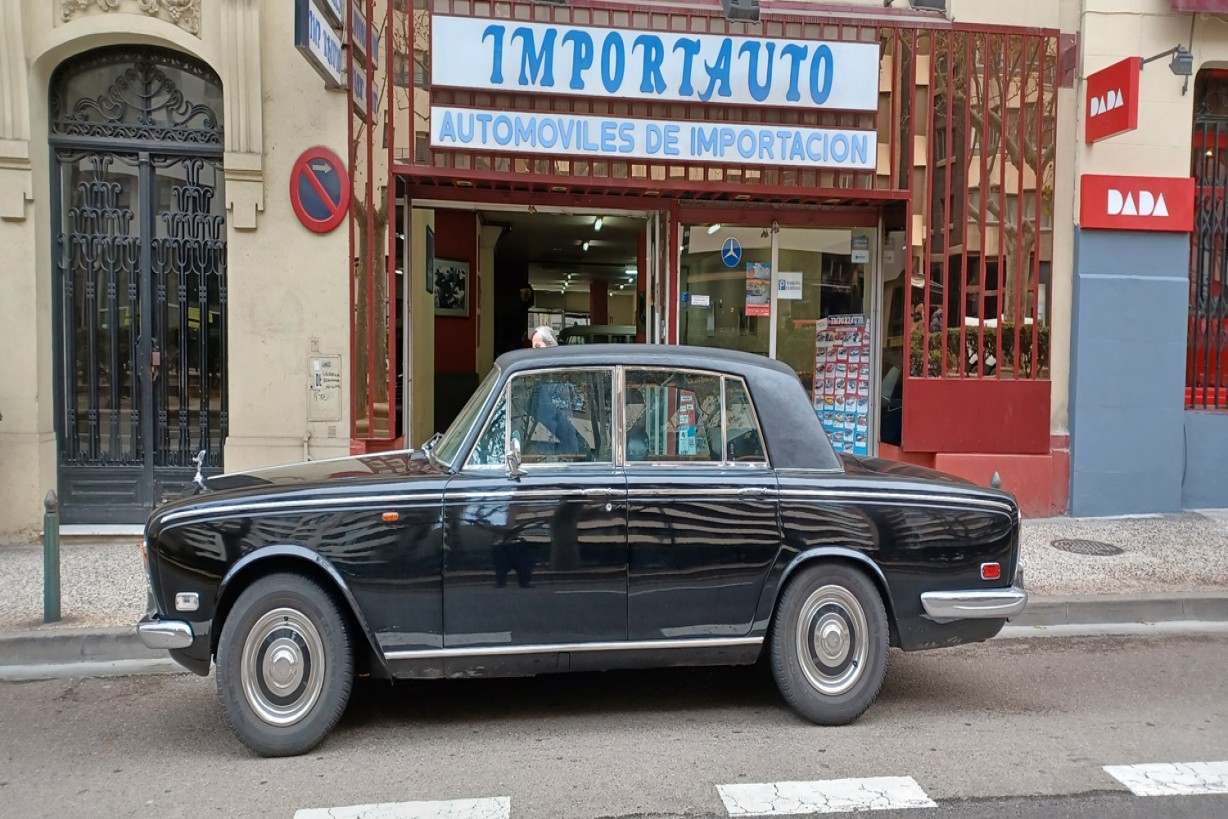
1191, 80, 1228, 410
51, 48, 228, 524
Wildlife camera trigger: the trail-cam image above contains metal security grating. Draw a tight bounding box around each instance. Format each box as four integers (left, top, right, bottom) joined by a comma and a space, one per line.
1190, 72, 1228, 411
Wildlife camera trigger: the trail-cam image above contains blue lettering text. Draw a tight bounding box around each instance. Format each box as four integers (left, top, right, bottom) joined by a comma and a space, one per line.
738, 41, 775, 103
512, 27, 558, 87
600, 34, 625, 94
562, 30, 594, 91
633, 35, 666, 94
482, 25, 506, 84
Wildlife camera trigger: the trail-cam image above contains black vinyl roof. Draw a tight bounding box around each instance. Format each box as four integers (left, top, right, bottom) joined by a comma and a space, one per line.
494, 344, 841, 471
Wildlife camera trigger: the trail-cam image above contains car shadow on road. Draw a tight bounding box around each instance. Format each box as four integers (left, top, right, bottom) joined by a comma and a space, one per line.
339, 661, 785, 732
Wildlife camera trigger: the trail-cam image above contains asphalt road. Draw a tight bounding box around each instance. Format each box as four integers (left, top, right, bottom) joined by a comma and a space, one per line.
1, 633, 1226, 818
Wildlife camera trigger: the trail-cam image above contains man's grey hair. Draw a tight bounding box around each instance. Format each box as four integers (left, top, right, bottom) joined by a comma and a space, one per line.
532, 325, 558, 347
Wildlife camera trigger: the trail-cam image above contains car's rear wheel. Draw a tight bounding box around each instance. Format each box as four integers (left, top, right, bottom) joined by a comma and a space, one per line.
216, 573, 353, 757
769, 563, 888, 726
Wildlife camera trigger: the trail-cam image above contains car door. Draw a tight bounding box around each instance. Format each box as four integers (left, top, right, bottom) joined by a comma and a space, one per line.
441, 366, 627, 672
623, 368, 780, 640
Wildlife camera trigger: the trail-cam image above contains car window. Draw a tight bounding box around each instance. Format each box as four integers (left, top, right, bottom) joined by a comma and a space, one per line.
724, 378, 767, 463
467, 394, 507, 467
435, 365, 500, 465
508, 369, 614, 465
624, 370, 723, 462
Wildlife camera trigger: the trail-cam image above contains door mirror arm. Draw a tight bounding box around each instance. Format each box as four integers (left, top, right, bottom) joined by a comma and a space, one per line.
505, 437, 525, 479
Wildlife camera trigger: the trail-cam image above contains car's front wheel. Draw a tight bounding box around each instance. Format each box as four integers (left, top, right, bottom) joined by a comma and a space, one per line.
216, 573, 353, 757
769, 563, 889, 726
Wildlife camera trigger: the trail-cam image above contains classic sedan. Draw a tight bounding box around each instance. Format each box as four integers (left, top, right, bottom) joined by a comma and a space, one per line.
137, 345, 1026, 756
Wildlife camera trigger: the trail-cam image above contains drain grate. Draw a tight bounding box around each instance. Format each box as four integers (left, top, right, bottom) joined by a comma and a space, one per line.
1050, 538, 1125, 556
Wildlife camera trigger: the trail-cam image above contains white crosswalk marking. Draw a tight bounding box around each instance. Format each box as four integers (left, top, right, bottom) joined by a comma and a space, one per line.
717, 777, 937, 816
1103, 761, 1228, 796
293, 797, 511, 819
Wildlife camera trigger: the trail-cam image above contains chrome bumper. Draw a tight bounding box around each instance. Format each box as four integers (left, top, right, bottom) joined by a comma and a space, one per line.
137, 617, 194, 650
921, 585, 1028, 623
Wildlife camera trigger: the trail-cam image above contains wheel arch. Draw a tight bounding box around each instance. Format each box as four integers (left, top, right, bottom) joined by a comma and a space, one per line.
765, 548, 900, 649
212, 546, 390, 677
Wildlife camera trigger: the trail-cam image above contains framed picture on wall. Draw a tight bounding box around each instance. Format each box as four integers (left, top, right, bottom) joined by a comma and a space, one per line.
434, 258, 469, 317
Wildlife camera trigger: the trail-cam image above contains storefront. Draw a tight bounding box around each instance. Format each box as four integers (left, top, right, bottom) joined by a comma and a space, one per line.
0, 0, 1073, 536
356, 0, 1063, 511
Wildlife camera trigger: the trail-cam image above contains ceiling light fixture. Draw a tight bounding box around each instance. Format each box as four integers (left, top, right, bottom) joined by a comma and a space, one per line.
594, 217, 604, 231
707, 223, 721, 235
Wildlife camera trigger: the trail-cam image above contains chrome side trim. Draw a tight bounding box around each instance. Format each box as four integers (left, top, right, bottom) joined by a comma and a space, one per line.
920, 586, 1029, 623
780, 488, 1015, 514
157, 493, 443, 525
138, 619, 194, 650
384, 635, 762, 661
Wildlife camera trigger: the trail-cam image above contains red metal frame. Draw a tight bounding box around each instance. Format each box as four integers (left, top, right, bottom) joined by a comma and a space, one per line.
389, 1, 1061, 456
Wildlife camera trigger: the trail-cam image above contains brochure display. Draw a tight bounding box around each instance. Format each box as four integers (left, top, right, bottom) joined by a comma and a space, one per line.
813, 314, 872, 456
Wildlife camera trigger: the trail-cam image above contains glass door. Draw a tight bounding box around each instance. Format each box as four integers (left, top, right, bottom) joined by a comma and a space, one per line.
679, 224, 773, 357
678, 220, 880, 456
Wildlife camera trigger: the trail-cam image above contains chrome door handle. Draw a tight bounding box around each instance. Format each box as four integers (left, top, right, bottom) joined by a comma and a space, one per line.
738, 487, 769, 496
581, 487, 621, 498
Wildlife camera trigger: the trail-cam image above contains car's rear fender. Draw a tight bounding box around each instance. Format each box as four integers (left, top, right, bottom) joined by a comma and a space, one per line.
213, 545, 391, 677
755, 547, 901, 649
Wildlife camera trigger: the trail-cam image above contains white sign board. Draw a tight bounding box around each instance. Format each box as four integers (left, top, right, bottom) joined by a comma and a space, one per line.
431, 106, 875, 170
778, 271, 804, 300
294, 0, 345, 89
308, 355, 343, 422
690, 294, 711, 307
431, 16, 880, 112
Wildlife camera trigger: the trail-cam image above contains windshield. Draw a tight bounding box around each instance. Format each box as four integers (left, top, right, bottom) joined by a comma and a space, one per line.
432, 366, 501, 466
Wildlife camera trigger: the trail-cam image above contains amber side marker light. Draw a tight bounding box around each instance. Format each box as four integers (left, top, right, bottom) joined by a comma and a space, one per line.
382, 512, 400, 523
981, 562, 1002, 581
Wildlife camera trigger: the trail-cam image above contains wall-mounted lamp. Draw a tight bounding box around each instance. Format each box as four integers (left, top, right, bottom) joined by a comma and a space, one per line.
594, 216, 603, 231
721, 0, 759, 22
1141, 44, 1194, 94
582, 241, 590, 252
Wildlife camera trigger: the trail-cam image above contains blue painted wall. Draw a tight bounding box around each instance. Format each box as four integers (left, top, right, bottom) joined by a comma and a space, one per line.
1069, 229, 1190, 515
1184, 412, 1228, 508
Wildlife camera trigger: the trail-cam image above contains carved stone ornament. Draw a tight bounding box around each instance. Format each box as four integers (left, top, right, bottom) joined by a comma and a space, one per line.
61, 0, 202, 36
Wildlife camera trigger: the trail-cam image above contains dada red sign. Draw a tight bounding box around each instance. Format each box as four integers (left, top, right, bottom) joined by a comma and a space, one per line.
1080, 175, 1195, 233
1085, 57, 1140, 144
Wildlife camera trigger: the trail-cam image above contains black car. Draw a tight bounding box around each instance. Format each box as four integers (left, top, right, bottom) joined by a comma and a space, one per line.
137, 345, 1026, 756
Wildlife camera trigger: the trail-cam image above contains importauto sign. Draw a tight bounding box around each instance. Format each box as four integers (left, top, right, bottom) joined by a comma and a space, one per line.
1080, 175, 1195, 232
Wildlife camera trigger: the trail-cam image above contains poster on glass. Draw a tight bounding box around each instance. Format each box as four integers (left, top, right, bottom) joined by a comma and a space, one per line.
745, 263, 771, 317
813, 314, 871, 456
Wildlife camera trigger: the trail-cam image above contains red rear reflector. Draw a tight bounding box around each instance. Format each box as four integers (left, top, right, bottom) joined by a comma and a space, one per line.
981, 562, 1001, 581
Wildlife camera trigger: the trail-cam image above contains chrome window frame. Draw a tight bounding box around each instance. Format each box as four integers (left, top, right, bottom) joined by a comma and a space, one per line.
721, 375, 770, 467
462, 365, 618, 472
621, 366, 772, 470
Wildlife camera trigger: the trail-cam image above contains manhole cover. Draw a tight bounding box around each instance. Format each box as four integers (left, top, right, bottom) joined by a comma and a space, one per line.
1050, 538, 1124, 556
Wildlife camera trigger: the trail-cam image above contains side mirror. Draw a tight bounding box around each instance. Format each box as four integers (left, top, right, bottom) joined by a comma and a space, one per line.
505, 436, 524, 479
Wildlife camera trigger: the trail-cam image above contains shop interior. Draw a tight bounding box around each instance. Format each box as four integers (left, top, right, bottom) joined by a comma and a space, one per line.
397, 207, 646, 435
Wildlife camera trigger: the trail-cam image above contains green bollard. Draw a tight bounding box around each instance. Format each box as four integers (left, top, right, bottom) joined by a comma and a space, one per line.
44, 491, 60, 623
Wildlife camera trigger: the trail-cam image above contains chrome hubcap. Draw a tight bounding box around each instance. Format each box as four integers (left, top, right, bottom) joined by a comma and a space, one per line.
241, 607, 325, 727
795, 584, 869, 696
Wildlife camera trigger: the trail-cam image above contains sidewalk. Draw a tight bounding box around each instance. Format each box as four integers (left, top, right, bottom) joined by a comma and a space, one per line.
2, 510, 1228, 674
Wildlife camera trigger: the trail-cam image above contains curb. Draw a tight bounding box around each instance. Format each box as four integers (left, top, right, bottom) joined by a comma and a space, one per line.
2, 592, 1227, 676
1012, 591, 1228, 627
0, 626, 162, 667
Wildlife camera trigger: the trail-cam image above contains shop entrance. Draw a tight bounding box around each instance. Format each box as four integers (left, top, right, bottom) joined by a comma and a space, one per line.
415, 204, 654, 436
678, 218, 886, 456
489, 210, 645, 355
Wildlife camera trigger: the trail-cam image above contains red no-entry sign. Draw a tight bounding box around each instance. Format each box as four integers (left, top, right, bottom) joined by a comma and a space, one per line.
290, 146, 350, 233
